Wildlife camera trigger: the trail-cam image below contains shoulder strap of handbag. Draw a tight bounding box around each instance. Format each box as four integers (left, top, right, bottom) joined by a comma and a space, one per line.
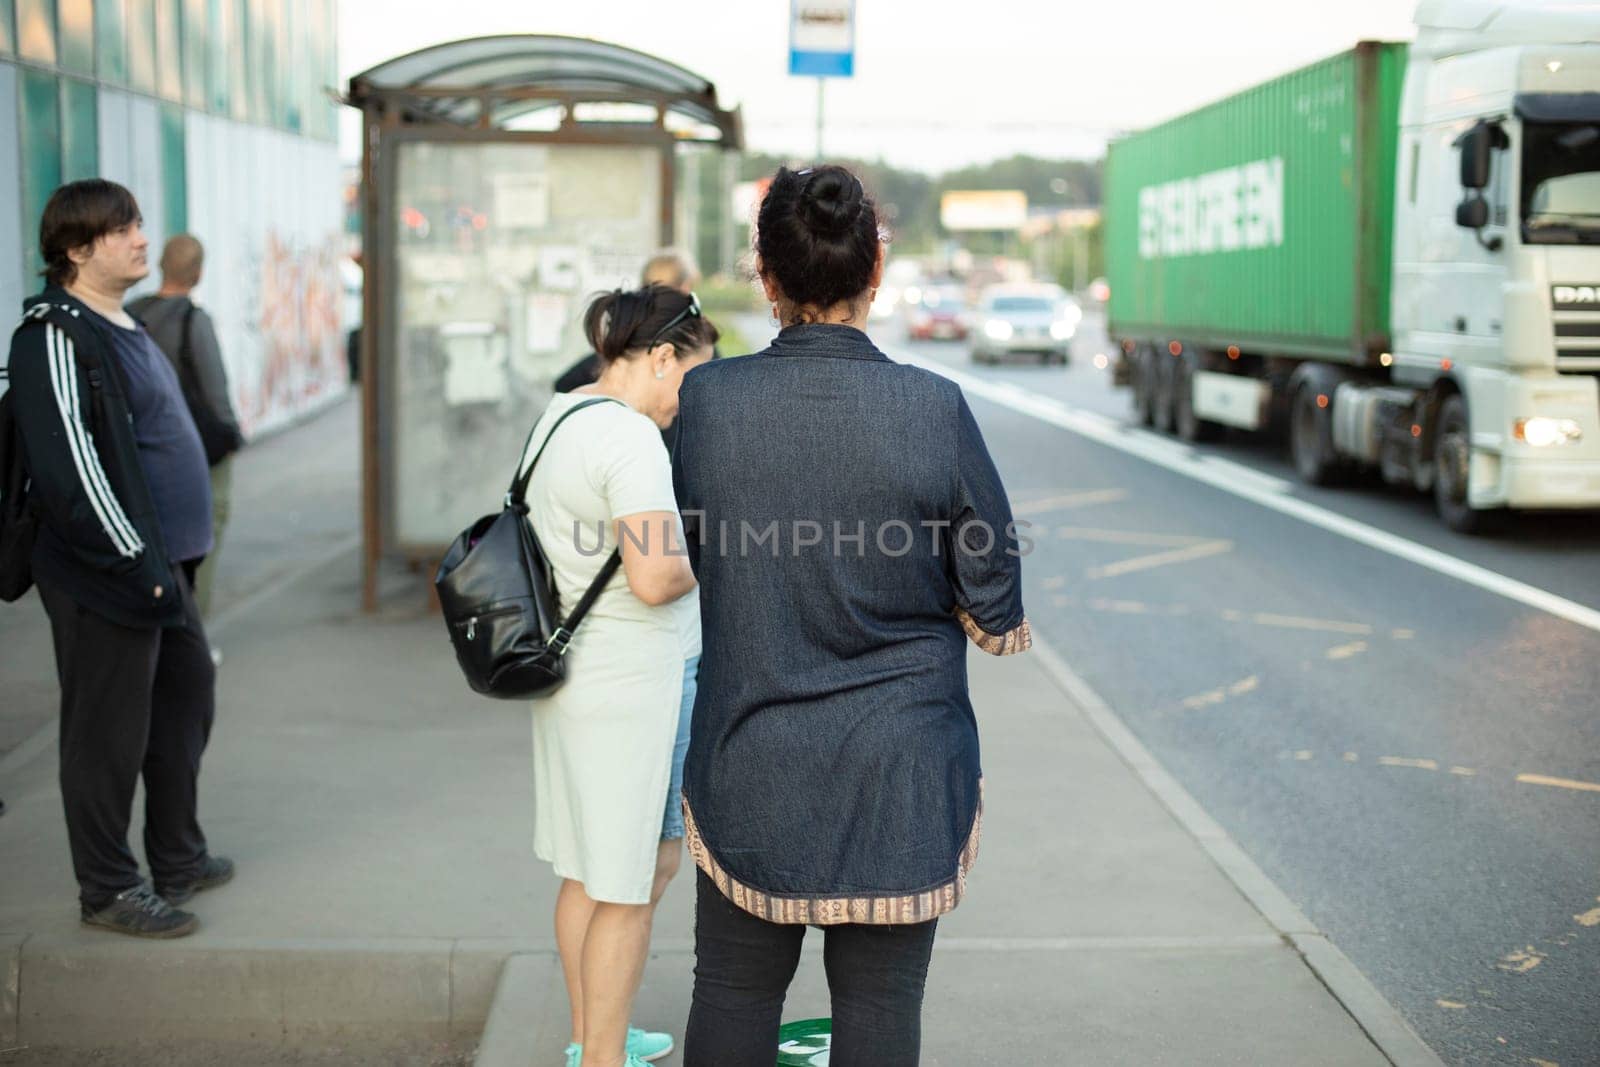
509, 396, 628, 650
178, 302, 197, 377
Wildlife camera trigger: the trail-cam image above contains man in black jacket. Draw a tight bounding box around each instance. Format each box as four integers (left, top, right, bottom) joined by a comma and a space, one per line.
7, 179, 233, 938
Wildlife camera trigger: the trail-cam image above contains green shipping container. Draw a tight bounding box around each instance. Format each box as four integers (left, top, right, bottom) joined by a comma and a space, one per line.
1105, 42, 1407, 365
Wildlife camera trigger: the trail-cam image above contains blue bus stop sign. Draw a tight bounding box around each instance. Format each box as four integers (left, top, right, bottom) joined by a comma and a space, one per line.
776, 1017, 833, 1065
789, 1, 855, 78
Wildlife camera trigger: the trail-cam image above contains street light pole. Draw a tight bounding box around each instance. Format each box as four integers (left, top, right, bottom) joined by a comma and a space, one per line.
816, 77, 825, 161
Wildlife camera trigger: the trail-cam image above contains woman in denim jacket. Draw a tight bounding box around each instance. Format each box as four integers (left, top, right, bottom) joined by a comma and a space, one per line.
671, 165, 1031, 1066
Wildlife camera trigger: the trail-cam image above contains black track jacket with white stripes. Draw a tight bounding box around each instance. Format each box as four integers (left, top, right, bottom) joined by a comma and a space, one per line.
9, 288, 183, 628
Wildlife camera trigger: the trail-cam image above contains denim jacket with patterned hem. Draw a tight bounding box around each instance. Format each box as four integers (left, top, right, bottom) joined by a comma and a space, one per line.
672, 323, 1029, 922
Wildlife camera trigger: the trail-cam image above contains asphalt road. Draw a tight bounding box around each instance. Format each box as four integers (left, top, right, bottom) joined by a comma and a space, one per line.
876, 310, 1600, 1067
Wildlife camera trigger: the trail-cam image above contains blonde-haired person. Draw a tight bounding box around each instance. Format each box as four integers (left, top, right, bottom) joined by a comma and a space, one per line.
553, 249, 705, 403
521, 285, 717, 1067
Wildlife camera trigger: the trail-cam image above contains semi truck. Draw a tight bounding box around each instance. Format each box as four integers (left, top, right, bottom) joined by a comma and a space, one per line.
1106, 0, 1600, 531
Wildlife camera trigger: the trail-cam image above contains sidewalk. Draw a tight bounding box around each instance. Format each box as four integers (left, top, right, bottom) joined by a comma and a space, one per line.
1, 399, 1423, 1065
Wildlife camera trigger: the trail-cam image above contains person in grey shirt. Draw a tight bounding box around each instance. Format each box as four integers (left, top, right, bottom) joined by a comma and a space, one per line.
128, 235, 244, 625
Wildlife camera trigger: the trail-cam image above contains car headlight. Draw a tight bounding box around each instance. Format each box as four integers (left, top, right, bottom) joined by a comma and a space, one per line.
1514, 417, 1583, 447
1050, 320, 1075, 340
984, 320, 1013, 341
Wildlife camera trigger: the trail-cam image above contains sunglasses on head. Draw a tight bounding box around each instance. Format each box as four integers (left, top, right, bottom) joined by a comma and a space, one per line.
648, 291, 701, 350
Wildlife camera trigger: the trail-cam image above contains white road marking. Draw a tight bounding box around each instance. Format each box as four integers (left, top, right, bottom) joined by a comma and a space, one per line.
1326, 640, 1370, 660
896, 352, 1600, 636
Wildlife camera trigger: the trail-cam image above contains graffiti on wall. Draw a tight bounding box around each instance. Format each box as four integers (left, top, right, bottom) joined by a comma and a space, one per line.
232, 232, 346, 436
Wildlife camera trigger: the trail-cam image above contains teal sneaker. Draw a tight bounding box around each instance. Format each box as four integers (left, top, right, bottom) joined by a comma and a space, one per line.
565, 1027, 675, 1066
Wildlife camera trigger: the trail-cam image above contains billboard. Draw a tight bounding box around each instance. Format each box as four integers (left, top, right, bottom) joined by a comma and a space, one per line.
940, 190, 1029, 232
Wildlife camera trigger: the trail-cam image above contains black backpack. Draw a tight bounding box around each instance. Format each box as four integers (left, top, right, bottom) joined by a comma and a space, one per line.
0, 306, 106, 602
434, 398, 624, 699
0, 361, 38, 602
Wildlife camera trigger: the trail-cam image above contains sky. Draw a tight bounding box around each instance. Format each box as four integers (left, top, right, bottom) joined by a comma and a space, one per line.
336, 0, 1420, 174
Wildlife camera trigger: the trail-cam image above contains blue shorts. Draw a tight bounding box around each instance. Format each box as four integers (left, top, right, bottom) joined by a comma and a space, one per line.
661, 655, 698, 841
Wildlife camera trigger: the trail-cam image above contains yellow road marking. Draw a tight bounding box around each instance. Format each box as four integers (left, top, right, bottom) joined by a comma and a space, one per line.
1180, 675, 1258, 710
1013, 489, 1128, 515
1574, 902, 1600, 928
1055, 526, 1203, 547
1327, 640, 1370, 660
1516, 773, 1600, 794
1089, 598, 1149, 614
1496, 946, 1546, 974
1378, 756, 1439, 771
1449, 766, 1478, 777
1089, 539, 1234, 580
1086, 598, 1192, 617
1435, 999, 1467, 1010
1219, 610, 1374, 636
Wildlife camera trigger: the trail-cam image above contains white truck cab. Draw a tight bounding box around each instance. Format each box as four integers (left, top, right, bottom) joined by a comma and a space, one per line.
1390, 0, 1600, 526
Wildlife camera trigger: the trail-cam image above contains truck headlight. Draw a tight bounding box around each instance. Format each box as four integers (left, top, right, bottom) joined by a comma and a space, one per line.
984, 320, 1014, 341
1514, 417, 1583, 447
1050, 320, 1075, 340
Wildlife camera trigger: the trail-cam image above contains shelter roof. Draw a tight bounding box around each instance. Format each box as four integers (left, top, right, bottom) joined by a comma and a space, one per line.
348, 35, 742, 146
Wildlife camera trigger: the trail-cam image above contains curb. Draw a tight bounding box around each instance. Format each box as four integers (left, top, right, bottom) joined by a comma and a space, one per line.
473, 954, 549, 1067
1028, 634, 1446, 1067
1, 936, 507, 1053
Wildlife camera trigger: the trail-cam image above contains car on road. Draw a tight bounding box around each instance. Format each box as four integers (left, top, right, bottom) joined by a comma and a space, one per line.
907, 283, 969, 341
970, 284, 1080, 365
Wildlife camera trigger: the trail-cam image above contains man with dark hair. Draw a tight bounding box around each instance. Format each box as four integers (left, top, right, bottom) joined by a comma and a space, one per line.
5, 179, 232, 938
128, 234, 244, 627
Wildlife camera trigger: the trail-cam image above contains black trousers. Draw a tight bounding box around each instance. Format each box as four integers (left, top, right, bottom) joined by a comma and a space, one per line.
38, 565, 216, 909
684, 870, 939, 1067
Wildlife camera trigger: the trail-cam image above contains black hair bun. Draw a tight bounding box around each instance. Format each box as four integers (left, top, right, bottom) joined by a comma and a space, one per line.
799, 167, 864, 237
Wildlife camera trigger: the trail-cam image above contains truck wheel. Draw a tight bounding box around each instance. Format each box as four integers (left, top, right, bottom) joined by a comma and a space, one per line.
1132, 349, 1156, 425
1433, 394, 1502, 535
1174, 358, 1221, 443
1152, 352, 1177, 433
1289, 385, 1344, 485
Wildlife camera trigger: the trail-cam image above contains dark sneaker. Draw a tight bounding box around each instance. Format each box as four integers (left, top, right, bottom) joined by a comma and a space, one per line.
156, 855, 235, 905
81, 885, 198, 938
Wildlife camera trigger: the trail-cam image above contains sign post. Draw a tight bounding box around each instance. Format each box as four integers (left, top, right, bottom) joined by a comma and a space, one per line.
789, 1, 856, 161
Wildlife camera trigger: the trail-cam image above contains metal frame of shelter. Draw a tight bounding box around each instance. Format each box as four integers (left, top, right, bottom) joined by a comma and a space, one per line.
346, 35, 743, 611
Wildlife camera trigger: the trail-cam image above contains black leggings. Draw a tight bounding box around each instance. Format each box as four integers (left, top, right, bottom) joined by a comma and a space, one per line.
684, 870, 939, 1067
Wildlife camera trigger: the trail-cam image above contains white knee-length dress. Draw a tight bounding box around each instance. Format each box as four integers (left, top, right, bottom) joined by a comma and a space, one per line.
521, 392, 699, 905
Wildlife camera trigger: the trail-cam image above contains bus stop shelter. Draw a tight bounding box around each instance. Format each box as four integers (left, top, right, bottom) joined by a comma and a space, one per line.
347, 36, 742, 610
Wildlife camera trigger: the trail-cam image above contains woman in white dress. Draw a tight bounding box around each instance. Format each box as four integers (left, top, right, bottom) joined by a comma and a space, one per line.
521, 285, 715, 1067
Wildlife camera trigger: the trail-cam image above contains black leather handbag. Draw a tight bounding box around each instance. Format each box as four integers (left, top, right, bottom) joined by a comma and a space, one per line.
434, 398, 623, 699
